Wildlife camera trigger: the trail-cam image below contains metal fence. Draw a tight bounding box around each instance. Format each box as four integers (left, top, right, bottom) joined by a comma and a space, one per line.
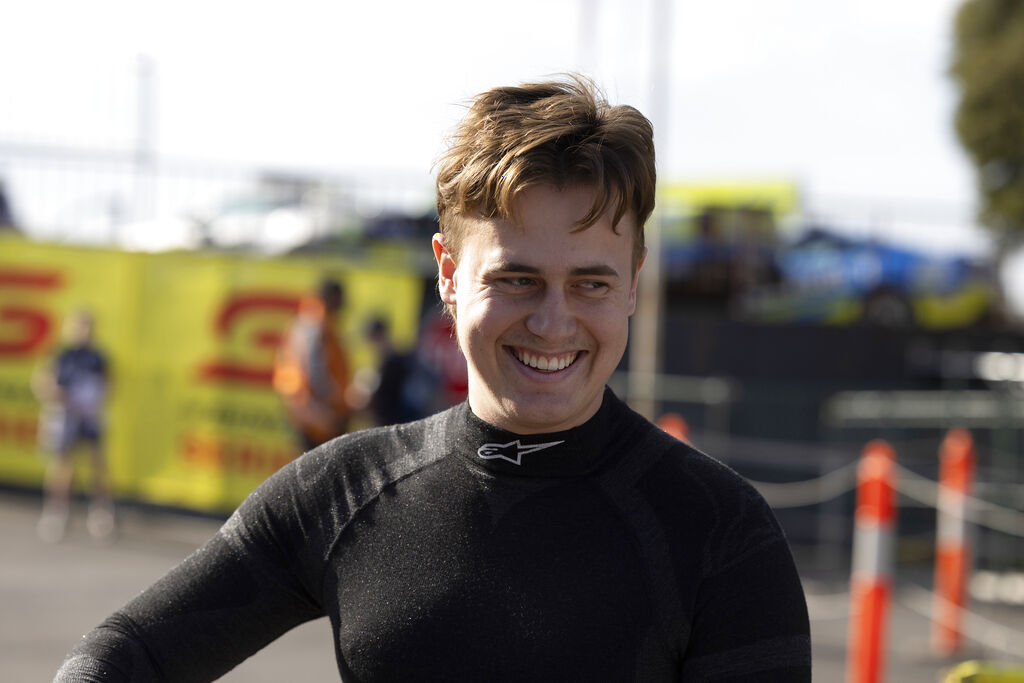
0, 138, 435, 250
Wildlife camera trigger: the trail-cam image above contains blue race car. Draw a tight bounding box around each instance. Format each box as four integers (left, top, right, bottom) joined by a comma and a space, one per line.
737, 227, 998, 329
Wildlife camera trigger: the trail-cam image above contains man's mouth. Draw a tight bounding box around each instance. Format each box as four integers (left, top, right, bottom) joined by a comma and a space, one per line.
510, 347, 580, 372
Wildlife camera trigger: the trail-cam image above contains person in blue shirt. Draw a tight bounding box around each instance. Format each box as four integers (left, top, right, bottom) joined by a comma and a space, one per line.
34, 310, 114, 542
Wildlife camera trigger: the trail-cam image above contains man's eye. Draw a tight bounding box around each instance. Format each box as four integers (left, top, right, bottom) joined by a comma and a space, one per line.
578, 281, 609, 293
501, 277, 535, 287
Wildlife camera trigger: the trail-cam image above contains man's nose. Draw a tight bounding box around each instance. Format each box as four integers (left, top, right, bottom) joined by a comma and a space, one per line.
525, 287, 577, 340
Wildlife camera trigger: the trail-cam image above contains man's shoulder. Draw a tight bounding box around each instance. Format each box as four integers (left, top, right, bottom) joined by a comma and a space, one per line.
610, 411, 778, 525
292, 410, 452, 484
624, 432, 791, 581
231, 410, 454, 539
605, 396, 749, 494
655, 437, 742, 485
652, 436, 771, 508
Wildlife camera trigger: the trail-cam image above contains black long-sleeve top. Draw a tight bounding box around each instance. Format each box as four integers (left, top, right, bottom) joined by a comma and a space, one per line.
56, 388, 811, 681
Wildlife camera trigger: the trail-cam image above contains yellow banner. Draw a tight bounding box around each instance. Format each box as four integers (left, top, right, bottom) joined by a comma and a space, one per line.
0, 234, 423, 513
657, 180, 801, 242
659, 179, 800, 217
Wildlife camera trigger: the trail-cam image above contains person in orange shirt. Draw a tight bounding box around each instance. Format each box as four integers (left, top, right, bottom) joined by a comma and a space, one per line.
272, 278, 352, 451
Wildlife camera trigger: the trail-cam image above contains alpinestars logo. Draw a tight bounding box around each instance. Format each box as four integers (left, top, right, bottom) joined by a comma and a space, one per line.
477, 440, 565, 465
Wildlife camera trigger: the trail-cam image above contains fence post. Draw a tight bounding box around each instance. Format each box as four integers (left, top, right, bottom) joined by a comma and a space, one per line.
847, 440, 898, 683
932, 428, 975, 657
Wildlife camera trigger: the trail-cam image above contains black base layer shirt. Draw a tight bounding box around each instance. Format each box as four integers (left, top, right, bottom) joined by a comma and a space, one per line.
56, 388, 811, 682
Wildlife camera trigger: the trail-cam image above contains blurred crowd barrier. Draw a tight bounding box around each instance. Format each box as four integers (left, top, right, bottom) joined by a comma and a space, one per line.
614, 371, 1024, 569
0, 233, 422, 513
754, 433, 1024, 662
616, 370, 1024, 666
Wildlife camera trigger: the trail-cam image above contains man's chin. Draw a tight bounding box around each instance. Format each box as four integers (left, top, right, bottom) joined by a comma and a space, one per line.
497, 395, 595, 434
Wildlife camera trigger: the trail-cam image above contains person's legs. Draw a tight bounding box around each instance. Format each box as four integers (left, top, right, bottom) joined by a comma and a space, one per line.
38, 408, 77, 541
84, 428, 115, 541
38, 450, 74, 542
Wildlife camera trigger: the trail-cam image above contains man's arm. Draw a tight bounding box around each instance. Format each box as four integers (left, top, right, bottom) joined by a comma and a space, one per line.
54, 462, 327, 682
681, 529, 811, 682
55, 530, 323, 682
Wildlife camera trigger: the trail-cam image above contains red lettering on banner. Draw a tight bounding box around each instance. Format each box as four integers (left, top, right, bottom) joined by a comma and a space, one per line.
252, 330, 284, 348
15, 416, 37, 444
0, 412, 39, 447
0, 271, 63, 288
198, 292, 300, 385
237, 443, 255, 471
199, 365, 278, 383
180, 433, 298, 476
0, 307, 52, 355
0, 267, 63, 357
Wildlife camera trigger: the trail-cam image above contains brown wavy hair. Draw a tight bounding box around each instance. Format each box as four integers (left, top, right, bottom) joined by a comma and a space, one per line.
435, 74, 656, 271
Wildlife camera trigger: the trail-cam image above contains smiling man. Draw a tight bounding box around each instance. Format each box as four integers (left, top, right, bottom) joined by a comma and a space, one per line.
435, 183, 640, 434
56, 76, 810, 682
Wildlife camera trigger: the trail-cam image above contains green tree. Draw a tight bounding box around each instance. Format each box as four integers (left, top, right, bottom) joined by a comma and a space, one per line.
952, 0, 1024, 245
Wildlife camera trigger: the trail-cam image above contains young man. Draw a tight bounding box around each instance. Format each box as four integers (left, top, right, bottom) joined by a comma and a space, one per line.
56, 76, 810, 681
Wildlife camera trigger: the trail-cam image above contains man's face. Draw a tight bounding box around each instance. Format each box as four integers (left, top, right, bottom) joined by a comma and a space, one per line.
433, 184, 644, 434
66, 313, 93, 347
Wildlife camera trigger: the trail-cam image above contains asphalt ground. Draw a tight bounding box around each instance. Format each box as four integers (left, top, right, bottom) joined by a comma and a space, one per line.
3, 488, 1022, 682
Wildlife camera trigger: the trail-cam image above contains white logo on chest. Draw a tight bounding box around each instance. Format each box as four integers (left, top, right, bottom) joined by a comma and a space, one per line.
476, 440, 565, 465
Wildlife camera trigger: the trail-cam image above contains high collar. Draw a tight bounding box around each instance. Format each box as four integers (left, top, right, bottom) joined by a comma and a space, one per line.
449, 387, 628, 478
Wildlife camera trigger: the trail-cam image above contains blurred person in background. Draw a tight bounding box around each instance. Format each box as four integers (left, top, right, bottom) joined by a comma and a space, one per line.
0, 177, 19, 231
272, 277, 352, 451
34, 310, 114, 543
364, 316, 434, 426
415, 308, 469, 410
55, 75, 809, 681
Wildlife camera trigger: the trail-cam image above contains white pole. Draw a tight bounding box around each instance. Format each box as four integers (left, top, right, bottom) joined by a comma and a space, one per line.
628, 0, 670, 420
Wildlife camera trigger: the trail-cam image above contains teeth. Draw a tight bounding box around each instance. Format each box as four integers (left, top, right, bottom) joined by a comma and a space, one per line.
514, 349, 578, 372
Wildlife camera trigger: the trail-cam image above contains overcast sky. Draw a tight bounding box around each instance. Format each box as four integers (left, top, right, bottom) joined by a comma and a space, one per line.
1, 0, 981, 237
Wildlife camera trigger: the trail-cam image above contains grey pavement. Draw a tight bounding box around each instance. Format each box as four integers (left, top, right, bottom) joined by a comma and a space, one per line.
3, 489, 1022, 682
1, 491, 336, 682
800, 571, 1023, 682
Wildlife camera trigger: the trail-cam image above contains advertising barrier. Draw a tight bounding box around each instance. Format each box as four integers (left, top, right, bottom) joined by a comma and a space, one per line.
0, 234, 423, 514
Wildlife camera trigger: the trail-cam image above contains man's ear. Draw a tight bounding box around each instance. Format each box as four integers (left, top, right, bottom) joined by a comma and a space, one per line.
628, 247, 647, 315
432, 233, 457, 306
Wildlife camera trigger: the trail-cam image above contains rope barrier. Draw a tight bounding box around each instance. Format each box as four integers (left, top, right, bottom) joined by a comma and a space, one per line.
899, 584, 1024, 661
895, 465, 1024, 538
746, 430, 1024, 668
805, 585, 1024, 661
747, 461, 858, 508
744, 462, 1024, 538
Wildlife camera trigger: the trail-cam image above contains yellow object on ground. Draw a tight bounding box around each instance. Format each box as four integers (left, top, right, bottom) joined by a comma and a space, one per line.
944, 661, 1024, 683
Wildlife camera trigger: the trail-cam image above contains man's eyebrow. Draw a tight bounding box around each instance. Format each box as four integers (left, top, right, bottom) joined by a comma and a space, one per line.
570, 264, 620, 278
490, 262, 621, 278
491, 262, 540, 274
